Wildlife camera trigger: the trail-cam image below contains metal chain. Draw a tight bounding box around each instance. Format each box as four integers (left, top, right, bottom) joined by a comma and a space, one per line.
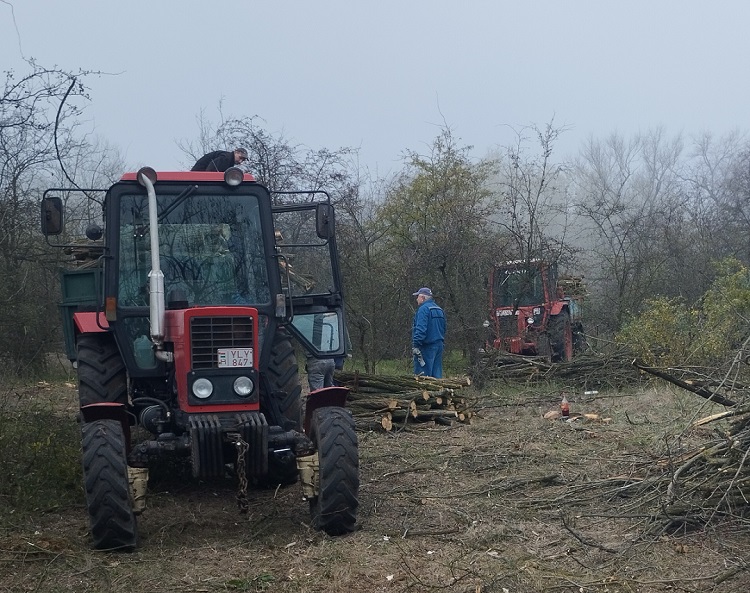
231, 433, 249, 514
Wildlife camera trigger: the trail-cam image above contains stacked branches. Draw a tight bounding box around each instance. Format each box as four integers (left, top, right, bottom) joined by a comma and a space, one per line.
656, 406, 750, 530
475, 350, 646, 390
334, 371, 474, 431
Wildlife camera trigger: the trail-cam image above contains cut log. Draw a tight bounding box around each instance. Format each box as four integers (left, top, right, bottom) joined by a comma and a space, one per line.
413, 410, 458, 421
337, 370, 474, 431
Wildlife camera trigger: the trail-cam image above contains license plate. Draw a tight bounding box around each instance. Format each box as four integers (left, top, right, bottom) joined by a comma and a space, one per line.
217, 348, 253, 368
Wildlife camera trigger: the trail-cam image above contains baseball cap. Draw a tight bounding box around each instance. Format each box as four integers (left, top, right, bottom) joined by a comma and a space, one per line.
412, 287, 433, 297
235, 147, 248, 158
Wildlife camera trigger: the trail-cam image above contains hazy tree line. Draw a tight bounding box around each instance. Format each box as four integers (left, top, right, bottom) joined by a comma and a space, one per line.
3, 63, 750, 376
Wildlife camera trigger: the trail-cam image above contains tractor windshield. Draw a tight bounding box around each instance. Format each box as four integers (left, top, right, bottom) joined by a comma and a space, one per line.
117, 193, 270, 307
493, 266, 544, 308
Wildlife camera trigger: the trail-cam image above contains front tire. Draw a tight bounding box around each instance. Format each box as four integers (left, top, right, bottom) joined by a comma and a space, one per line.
81, 419, 137, 551
309, 407, 359, 535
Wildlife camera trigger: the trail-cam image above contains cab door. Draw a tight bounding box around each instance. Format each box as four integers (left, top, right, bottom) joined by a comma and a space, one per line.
272, 195, 345, 358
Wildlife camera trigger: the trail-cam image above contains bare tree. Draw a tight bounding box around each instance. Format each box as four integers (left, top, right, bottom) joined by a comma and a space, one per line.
574, 128, 685, 333
0, 60, 100, 374
491, 121, 573, 265
333, 169, 396, 372
681, 131, 748, 275
179, 110, 355, 197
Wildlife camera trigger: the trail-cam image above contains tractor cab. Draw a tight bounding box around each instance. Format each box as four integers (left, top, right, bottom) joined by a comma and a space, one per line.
42, 168, 346, 377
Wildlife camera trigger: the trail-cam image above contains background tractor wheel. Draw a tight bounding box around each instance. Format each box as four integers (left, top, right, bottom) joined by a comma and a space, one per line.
77, 333, 128, 407
536, 333, 552, 361
549, 312, 573, 362
81, 419, 137, 551
309, 406, 359, 535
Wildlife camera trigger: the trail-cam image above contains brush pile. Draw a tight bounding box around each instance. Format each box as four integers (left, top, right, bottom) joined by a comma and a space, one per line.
628, 362, 750, 531
475, 350, 646, 390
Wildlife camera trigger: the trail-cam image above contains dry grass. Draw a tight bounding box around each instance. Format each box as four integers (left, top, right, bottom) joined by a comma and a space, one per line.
2, 380, 750, 592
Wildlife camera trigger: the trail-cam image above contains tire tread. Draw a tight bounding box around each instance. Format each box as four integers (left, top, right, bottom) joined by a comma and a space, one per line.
310, 406, 359, 535
81, 419, 137, 550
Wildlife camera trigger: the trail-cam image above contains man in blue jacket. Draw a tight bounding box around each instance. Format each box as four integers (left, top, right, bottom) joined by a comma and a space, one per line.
411, 287, 446, 378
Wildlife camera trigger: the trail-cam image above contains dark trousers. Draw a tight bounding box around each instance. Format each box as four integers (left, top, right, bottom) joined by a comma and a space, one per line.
306, 358, 335, 391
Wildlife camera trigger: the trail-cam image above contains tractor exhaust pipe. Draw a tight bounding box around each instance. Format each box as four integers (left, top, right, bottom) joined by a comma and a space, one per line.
136, 168, 165, 345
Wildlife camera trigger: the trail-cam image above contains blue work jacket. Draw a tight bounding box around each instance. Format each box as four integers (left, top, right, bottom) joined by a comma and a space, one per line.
412, 299, 446, 348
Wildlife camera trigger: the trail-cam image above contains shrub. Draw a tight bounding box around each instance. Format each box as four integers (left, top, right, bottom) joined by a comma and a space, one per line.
0, 393, 81, 516
616, 258, 750, 368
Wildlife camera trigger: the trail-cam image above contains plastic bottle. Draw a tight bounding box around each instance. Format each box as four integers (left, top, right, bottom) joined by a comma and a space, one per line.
560, 394, 570, 418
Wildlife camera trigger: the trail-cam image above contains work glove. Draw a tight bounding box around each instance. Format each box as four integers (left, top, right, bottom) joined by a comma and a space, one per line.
412, 348, 425, 367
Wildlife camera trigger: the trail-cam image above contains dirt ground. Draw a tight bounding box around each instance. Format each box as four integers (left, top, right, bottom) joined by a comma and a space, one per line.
2, 379, 750, 593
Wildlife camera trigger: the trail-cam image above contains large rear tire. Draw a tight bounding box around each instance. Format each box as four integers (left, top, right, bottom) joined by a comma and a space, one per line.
263, 327, 302, 430
81, 419, 137, 551
549, 312, 573, 362
536, 333, 552, 361
309, 406, 359, 535
258, 327, 302, 487
77, 333, 128, 407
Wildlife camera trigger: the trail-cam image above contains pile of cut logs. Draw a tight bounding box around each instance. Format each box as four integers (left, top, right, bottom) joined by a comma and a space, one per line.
333, 370, 474, 431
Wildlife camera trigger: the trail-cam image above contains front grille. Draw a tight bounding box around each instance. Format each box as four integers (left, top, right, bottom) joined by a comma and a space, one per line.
190, 316, 254, 369
499, 315, 519, 338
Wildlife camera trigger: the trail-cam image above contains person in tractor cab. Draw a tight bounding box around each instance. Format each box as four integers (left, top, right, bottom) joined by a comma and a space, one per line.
411, 287, 446, 378
191, 147, 248, 172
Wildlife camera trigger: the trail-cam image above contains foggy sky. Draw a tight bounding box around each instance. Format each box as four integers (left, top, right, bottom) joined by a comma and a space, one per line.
2, 0, 748, 174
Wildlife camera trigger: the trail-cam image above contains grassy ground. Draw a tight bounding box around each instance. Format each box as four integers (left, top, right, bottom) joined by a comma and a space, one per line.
1, 373, 749, 592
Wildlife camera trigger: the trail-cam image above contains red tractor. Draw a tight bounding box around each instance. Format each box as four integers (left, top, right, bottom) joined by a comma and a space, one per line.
41, 167, 358, 550
485, 259, 585, 362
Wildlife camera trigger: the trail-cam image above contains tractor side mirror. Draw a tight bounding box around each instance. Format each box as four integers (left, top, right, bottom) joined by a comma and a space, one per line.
315, 203, 335, 239
86, 224, 103, 241
41, 196, 64, 236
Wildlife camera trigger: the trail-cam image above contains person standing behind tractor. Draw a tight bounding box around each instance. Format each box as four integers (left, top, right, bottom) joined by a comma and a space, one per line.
191, 147, 248, 172
411, 287, 446, 378
306, 353, 335, 391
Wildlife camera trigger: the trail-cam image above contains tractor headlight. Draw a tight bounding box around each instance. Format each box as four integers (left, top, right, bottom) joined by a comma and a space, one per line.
224, 166, 244, 186
233, 376, 254, 397
527, 317, 535, 325
136, 166, 157, 187
192, 378, 214, 399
